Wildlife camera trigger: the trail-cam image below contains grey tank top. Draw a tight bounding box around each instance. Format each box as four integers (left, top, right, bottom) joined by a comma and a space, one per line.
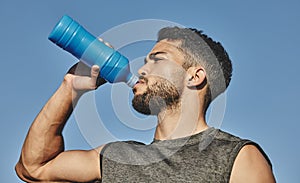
100, 128, 271, 182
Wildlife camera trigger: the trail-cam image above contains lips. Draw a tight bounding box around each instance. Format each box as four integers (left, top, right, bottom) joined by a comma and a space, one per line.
133, 81, 142, 92
133, 78, 147, 94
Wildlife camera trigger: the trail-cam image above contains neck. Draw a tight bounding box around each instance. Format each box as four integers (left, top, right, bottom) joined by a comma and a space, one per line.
154, 91, 209, 140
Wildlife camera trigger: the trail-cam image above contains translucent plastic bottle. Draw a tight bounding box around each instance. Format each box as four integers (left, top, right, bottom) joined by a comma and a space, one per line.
48, 15, 138, 87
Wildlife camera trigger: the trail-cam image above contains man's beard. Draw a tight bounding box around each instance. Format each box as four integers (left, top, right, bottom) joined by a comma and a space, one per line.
132, 77, 180, 115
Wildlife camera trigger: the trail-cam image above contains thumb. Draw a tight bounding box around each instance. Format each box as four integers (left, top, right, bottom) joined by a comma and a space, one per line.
90, 65, 100, 85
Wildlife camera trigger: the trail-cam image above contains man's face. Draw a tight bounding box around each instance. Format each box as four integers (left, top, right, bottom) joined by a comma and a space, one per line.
132, 40, 187, 115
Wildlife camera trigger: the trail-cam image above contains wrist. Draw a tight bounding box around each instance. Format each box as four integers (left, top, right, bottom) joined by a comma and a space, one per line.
62, 74, 84, 101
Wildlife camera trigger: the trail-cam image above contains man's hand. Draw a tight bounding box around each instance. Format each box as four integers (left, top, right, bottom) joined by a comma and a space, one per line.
66, 62, 106, 92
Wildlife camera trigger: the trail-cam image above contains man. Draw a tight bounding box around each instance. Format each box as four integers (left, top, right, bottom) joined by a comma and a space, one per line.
16, 27, 275, 182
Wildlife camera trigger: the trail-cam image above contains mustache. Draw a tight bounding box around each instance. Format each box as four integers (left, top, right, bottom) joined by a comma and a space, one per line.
138, 75, 148, 84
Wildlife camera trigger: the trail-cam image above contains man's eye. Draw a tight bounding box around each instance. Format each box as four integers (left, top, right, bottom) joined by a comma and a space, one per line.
153, 57, 164, 62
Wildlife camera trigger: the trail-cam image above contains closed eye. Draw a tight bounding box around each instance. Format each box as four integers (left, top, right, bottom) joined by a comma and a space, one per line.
149, 51, 167, 62
144, 51, 168, 64
153, 57, 164, 62
143, 57, 163, 64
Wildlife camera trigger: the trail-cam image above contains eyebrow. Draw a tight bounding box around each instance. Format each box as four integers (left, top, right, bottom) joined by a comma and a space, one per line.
149, 51, 166, 59
144, 51, 167, 63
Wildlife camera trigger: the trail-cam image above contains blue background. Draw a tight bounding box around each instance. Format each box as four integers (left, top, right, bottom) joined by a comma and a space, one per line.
1, 0, 299, 182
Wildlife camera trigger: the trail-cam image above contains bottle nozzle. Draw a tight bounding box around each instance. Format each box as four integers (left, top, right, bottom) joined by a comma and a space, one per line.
126, 74, 139, 88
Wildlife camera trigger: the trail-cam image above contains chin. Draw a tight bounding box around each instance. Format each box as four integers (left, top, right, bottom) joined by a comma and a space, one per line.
132, 94, 151, 115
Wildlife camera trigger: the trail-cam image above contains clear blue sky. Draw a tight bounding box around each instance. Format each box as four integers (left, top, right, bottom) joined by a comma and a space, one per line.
1, 0, 299, 182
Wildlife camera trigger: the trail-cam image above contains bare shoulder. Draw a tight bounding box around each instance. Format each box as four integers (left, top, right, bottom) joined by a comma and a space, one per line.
230, 144, 276, 183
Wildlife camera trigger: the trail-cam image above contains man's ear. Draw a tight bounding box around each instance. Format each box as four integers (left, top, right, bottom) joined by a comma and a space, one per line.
186, 66, 207, 88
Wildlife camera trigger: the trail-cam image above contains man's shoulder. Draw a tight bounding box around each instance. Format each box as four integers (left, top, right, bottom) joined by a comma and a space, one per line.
211, 128, 257, 149
199, 128, 248, 150
108, 140, 146, 146
212, 128, 273, 168
101, 140, 146, 156
215, 128, 244, 141
200, 128, 255, 160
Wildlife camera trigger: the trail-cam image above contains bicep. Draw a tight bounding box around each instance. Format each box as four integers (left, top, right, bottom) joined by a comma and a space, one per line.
230, 144, 275, 183
35, 146, 104, 182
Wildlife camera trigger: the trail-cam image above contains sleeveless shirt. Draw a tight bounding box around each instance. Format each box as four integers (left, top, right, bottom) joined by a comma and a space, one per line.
100, 127, 272, 182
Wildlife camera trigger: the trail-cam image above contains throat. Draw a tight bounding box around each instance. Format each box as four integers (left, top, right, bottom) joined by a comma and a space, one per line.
154, 107, 208, 141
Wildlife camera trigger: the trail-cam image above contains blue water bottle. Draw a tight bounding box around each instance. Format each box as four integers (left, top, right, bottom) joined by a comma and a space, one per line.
48, 15, 138, 87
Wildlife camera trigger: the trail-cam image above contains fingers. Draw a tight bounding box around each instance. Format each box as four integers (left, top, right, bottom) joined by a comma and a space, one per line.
98, 37, 114, 49
68, 64, 105, 91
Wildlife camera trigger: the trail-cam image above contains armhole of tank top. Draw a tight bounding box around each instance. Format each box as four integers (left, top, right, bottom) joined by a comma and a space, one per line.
99, 143, 112, 180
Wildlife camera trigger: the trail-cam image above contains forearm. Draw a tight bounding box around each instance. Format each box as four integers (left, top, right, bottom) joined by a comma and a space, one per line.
16, 65, 103, 181
17, 77, 81, 174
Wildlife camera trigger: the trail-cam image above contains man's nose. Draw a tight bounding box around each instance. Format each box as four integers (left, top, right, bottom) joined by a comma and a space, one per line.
138, 65, 149, 76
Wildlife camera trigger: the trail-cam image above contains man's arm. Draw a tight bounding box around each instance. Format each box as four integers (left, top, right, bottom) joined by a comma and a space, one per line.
230, 144, 276, 183
15, 63, 105, 182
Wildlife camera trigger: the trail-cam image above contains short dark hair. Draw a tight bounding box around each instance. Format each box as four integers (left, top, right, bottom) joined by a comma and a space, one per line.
157, 27, 232, 110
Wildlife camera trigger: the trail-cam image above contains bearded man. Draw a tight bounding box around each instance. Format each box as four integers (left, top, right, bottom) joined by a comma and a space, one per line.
16, 27, 275, 182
